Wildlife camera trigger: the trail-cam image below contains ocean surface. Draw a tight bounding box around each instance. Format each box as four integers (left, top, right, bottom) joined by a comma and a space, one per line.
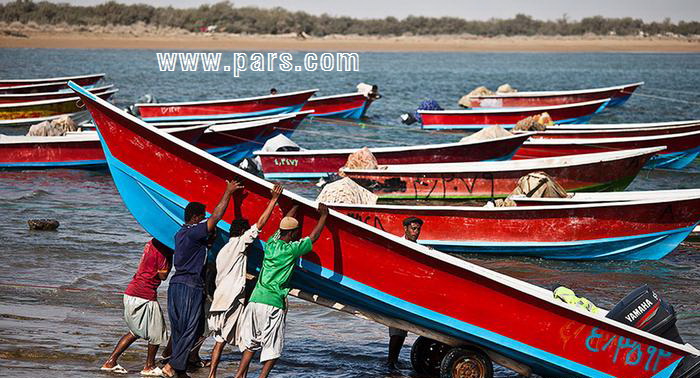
0, 49, 699, 377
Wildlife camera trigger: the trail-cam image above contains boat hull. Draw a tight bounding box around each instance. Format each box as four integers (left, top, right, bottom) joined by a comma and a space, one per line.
421, 100, 608, 131
344, 151, 656, 200
256, 134, 531, 180
69, 82, 698, 378
0, 89, 117, 123
468, 83, 643, 108
332, 199, 700, 260
516, 130, 700, 170
137, 90, 316, 121
302, 93, 372, 119
0, 73, 104, 88
0, 85, 114, 104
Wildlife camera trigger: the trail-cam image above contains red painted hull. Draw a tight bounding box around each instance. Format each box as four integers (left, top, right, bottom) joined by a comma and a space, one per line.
516, 130, 700, 159
256, 134, 530, 178
331, 198, 700, 244
343, 149, 658, 199
0, 73, 104, 88
0, 85, 115, 104
0, 82, 76, 94
137, 89, 316, 119
420, 99, 606, 129
0, 89, 117, 121
468, 83, 642, 107
0, 126, 206, 168
528, 123, 700, 139
71, 82, 695, 377
301, 93, 370, 117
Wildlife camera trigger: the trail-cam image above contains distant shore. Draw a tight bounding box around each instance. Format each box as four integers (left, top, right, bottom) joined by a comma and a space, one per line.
1, 24, 700, 52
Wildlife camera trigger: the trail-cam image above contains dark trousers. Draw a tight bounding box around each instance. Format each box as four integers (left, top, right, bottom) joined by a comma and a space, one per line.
167, 282, 204, 372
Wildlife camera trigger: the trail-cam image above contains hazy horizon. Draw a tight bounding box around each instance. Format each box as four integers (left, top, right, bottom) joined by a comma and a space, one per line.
1, 0, 698, 23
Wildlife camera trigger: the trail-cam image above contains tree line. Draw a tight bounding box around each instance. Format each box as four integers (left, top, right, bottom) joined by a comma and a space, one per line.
2, 0, 699, 37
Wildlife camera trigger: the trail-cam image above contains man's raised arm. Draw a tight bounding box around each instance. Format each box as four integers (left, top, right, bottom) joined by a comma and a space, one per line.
255, 184, 283, 231
207, 180, 242, 232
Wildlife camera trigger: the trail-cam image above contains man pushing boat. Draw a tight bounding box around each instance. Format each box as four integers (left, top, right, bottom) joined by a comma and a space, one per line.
206, 183, 284, 378
163, 180, 242, 378
234, 202, 329, 378
387, 217, 424, 369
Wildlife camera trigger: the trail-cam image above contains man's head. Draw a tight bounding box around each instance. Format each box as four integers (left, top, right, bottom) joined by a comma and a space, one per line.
402, 217, 423, 242
279, 216, 301, 241
230, 218, 250, 238
184, 202, 206, 224
270, 88, 278, 95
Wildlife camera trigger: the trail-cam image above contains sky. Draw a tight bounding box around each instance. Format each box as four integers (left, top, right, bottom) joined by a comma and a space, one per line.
3, 0, 699, 22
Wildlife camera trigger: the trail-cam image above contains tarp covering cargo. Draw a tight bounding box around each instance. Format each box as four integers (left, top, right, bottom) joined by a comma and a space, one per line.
459, 125, 513, 143
317, 177, 378, 205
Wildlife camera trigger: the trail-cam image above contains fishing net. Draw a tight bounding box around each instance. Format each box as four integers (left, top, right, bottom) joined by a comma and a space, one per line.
497, 83, 518, 93
458, 86, 494, 107
512, 112, 554, 131
260, 134, 302, 152
338, 147, 378, 176
495, 172, 570, 207
26, 116, 78, 136
459, 125, 513, 143
316, 177, 377, 205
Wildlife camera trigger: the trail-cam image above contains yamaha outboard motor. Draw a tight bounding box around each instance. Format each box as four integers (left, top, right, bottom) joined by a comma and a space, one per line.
125, 94, 158, 117
606, 285, 683, 344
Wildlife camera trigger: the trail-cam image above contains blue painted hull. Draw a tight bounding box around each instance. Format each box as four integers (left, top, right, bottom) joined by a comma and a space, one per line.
421, 225, 697, 260
0, 160, 107, 170
645, 146, 700, 170
309, 104, 368, 119
141, 105, 303, 122
607, 95, 632, 107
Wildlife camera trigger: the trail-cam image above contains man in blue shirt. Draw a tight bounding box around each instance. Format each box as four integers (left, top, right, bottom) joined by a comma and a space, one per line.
164, 180, 242, 378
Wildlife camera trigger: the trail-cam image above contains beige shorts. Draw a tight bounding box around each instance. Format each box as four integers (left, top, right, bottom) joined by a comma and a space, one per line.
238, 302, 286, 362
123, 294, 168, 345
207, 301, 245, 344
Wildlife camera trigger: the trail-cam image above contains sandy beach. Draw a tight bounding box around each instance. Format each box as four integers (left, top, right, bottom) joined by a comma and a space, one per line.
2, 26, 700, 52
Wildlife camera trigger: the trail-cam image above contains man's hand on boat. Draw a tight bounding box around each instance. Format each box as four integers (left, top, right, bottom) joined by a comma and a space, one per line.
225, 179, 243, 194
271, 183, 283, 199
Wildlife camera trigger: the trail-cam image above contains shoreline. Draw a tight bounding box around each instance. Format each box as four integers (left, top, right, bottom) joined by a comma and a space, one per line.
2, 31, 700, 52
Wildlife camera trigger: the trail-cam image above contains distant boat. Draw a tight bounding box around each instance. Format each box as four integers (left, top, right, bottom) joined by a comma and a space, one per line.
419, 99, 609, 131
342, 147, 664, 200
466, 82, 643, 108
330, 192, 700, 260
0, 124, 207, 170
525, 120, 700, 139
136, 89, 317, 122
0, 73, 104, 88
516, 129, 700, 169
0, 88, 118, 127
302, 92, 374, 119
0, 81, 95, 94
0, 84, 115, 104
254, 133, 532, 180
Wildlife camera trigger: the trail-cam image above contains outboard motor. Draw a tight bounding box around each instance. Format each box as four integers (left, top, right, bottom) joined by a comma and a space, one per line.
605, 285, 683, 344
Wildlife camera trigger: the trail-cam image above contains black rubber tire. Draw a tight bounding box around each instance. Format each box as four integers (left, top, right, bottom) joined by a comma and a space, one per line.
439, 347, 494, 378
410, 336, 451, 376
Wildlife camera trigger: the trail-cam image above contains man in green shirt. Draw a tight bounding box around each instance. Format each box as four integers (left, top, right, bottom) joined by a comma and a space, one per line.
234, 203, 329, 378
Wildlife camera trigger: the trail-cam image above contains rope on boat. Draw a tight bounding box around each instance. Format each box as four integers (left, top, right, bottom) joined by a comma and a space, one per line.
631, 92, 700, 105
644, 87, 700, 96
289, 128, 409, 145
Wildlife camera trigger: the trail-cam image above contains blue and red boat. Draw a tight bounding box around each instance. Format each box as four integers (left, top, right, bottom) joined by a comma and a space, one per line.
420, 99, 609, 131
301, 92, 374, 119
69, 81, 700, 378
136, 89, 317, 122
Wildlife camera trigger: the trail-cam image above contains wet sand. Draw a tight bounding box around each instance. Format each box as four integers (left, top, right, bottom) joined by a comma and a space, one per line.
1, 31, 700, 52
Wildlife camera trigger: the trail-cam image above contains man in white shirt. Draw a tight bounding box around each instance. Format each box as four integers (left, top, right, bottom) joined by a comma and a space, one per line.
206, 184, 284, 378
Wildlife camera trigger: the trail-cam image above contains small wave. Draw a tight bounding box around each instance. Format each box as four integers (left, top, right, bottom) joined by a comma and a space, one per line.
1, 189, 52, 202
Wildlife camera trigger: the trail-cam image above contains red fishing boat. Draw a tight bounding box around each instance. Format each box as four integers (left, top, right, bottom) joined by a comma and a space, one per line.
540, 120, 700, 137
0, 84, 115, 104
254, 133, 533, 180
301, 93, 373, 119
0, 73, 104, 88
419, 99, 609, 131
342, 147, 664, 200
69, 81, 700, 378
0, 81, 88, 94
0, 87, 118, 127
466, 82, 643, 108
330, 193, 700, 260
516, 130, 700, 169
510, 188, 700, 206
136, 89, 317, 121
0, 124, 208, 169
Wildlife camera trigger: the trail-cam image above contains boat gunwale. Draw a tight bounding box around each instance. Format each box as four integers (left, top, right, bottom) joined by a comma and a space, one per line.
468, 82, 644, 99
417, 98, 609, 115
135, 89, 319, 107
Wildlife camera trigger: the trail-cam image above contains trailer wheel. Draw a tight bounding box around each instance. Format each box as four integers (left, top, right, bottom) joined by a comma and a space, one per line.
410, 336, 450, 376
439, 347, 493, 378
